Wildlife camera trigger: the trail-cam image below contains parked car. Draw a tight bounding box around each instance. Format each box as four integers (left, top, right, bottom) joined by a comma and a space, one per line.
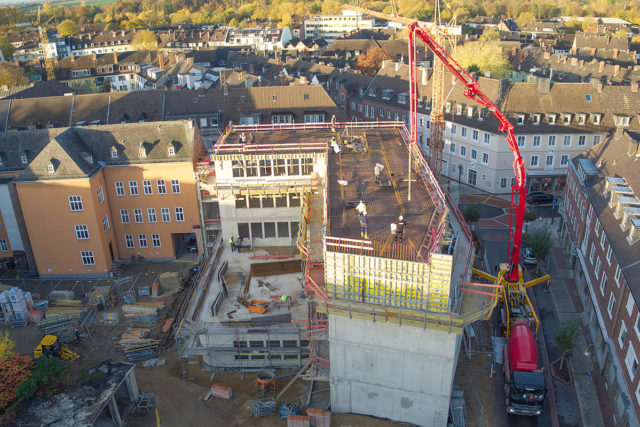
522, 247, 537, 265
526, 191, 555, 204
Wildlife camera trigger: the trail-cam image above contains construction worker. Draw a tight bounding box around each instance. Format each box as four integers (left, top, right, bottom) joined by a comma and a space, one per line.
394, 215, 405, 242
331, 115, 336, 132
359, 211, 369, 239
74, 325, 81, 343
249, 133, 255, 144
374, 163, 382, 183
356, 200, 367, 214
240, 133, 247, 144
229, 234, 236, 252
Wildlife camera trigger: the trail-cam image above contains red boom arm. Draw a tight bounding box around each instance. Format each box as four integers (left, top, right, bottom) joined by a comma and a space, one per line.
408, 23, 526, 282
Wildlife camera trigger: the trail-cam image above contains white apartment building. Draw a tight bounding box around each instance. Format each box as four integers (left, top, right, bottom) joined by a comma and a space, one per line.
225, 27, 292, 51
304, 10, 376, 42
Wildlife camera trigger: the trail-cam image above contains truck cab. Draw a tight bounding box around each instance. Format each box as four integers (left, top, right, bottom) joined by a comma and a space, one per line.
506, 370, 546, 415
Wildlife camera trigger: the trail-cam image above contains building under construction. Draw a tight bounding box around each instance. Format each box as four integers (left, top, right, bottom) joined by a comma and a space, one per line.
176, 121, 495, 426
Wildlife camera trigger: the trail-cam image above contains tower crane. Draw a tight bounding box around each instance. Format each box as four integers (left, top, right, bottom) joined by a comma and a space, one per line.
343, 5, 552, 416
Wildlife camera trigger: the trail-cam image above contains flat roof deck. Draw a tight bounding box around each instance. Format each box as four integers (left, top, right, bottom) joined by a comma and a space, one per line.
214, 129, 332, 155
327, 128, 437, 261
198, 246, 307, 324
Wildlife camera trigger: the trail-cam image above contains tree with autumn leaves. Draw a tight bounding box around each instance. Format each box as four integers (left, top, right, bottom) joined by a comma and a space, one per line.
0, 330, 34, 411
355, 46, 393, 76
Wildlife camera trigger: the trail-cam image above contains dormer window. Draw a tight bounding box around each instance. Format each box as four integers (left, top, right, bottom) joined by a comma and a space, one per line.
138, 144, 146, 158
467, 107, 474, 118
168, 146, 175, 156
532, 114, 541, 125
592, 114, 601, 125
548, 114, 556, 125
477, 110, 484, 121
382, 89, 393, 100
368, 88, 377, 97
445, 102, 452, 113
111, 146, 118, 158
516, 114, 525, 125
359, 88, 365, 97
456, 104, 462, 115
397, 93, 407, 104
563, 114, 572, 125
578, 114, 586, 125
47, 163, 55, 174
614, 115, 631, 127
21, 152, 28, 164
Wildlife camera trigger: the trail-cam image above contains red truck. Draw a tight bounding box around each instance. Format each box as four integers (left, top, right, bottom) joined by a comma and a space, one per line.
503, 319, 547, 416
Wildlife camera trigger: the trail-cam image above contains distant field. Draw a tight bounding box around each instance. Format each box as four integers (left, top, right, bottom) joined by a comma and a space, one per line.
51, 0, 116, 7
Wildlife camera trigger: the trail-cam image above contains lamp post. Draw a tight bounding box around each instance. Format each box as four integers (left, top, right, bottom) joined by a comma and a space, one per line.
582, 344, 596, 401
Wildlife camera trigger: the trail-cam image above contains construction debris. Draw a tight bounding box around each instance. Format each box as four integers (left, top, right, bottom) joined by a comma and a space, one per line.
287, 415, 311, 427
208, 384, 232, 400
103, 313, 119, 326
161, 318, 175, 333
37, 314, 75, 341
122, 301, 163, 315
141, 358, 165, 368
252, 397, 277, 418
118, 327, 159, 361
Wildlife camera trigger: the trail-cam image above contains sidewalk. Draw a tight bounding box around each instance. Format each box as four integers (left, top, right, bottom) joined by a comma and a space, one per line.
527, 219, 607, 427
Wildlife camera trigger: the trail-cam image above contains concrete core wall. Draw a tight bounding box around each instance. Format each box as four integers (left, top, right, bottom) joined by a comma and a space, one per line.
329, 314, 461, 427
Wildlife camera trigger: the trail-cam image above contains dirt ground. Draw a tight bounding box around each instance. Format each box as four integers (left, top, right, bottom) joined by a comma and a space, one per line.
2, 260, 405, 427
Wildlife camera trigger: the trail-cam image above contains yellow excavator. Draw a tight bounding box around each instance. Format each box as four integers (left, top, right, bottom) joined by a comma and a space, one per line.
34, 335, 79, 360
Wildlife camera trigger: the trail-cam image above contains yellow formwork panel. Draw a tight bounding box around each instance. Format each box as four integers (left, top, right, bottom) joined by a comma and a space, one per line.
323, 250, 453, 313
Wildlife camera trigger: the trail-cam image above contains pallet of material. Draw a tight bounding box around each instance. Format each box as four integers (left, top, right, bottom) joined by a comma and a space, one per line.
122, 303, 162, 315
121, 327, 150, 339
288, 415, 310, 427
152, 287, 182, 301
49, 299, 83, 306
159, 271, 182, 290
307, 409, 331, 427
209, 384, 232, 400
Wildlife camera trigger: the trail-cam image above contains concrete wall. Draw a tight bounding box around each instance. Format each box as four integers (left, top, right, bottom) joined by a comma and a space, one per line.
329, 315, 461, 427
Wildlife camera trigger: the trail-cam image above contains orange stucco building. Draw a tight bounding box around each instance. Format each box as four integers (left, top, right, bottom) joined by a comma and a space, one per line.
5, 120, 205, 278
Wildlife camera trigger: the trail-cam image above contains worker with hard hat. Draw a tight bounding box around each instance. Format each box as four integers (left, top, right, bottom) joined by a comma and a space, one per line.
394, 215, 405, 242
359, 211, 369, 239
356, 200, 367, 214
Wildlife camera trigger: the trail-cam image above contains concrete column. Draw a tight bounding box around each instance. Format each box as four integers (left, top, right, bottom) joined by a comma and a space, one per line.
108, 395, 122, 426
125, 369, 140, 403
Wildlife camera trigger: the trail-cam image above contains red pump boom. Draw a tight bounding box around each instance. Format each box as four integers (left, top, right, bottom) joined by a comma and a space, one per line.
407, 23, 526, 282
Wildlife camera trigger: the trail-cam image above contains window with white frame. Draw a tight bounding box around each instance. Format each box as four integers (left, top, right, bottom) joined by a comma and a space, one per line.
563, 135, 571, 146
606, 246, 613, 265
595, 257, 602, 278
147, 208, 157, 223
81, 251, 95, 265
134, 209, 143, 223
590, 243, 595, 263
115, 181, 125, 196
530, 155, 539, 167
594, 135, 601, 145
460, 146, 466, 157
600, 271, 607, 294
482, 153, 489, 164
533, 136, 541, 147
75, 225, 89, 240
97, 186, 104, 204
450, 142, 456, 153
608, 292, 616, 318
138, 234, 148, 248
578, 135, 586, 146
452, 124, 457, 135
120, 209, 130, 224
561, 155, 569, 166
548, 135, 556, 146
595, 219, 601, 236
0, 239, 7, 252
483, 133, 490, 144
625, 345, 638, 380
171, 179, 181, 194
152, 233, 161, 248
500, 177, 508, 188
143, 180, 152, 195
175, 207, 184, 222
157, 179, 167, 194
103, 214, 110, 231
517, 136, 525, 147
125, 234, 134, 248
471, 149, 478, 160
168, 146, 175, 156
161, 208, 170, 222
546, 155, 554, 166
627, 293, 635, 316
461, 127, 467, 138
615, 265, 622, 286
68, 196, 83, 212
129, 181, 139, 196
619, 322, 627, 348
472, 130, 479, 141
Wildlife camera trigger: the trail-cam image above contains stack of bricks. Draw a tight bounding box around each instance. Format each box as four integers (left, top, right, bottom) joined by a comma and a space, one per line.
210, 384, 232, 399
307, 408, 331, 427
287, 415, 310, 427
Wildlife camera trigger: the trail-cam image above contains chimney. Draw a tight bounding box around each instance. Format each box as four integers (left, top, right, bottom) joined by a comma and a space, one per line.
579, 59, 584, 67
614, 64, 620, 76
169, 54, 176, 66
395, 62, 400, 72
591, 48, 596, 56
599, 61, 605, 72
632, 82, 639, 93
544, 52, 551, 59
224, 84, 228, 96
158, 53, 164, 69
613, 48, 619, 59
70, 55, 75, 62
538, 78, 551, 94
112, 31, 117, 37
421, 68, 427, 86
571, 57, 578, 66
512, 47, 517, 55
92, 53, 96, 61
598, 82, 604, 92
113, 52, 118, 64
